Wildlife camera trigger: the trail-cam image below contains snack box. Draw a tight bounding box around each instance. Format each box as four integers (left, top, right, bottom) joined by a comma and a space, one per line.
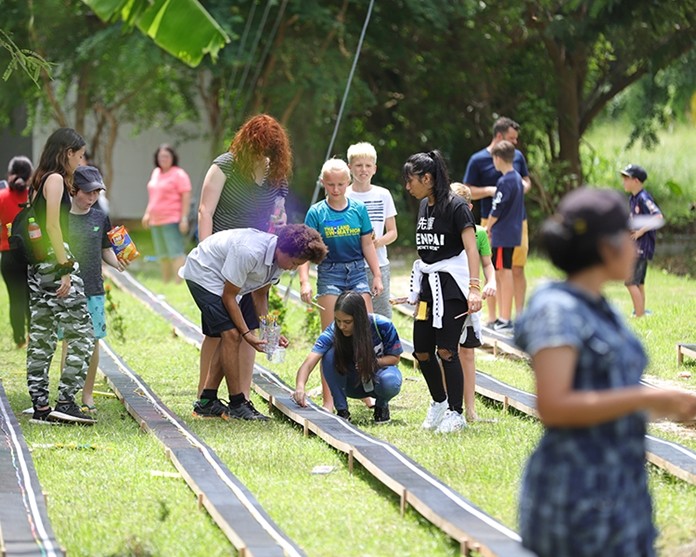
107, 225, 140, 263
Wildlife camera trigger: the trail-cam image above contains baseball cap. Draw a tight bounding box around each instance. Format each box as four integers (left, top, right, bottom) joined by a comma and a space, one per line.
74, 165, 105, 192
557, 187, 664, 236
620, 164, 647, 182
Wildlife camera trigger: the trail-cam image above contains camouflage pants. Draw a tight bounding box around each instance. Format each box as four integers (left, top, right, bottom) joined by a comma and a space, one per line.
26, 261, 95, 408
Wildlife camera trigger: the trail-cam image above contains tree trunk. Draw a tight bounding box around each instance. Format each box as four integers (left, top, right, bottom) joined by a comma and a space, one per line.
556, 66, 583, 189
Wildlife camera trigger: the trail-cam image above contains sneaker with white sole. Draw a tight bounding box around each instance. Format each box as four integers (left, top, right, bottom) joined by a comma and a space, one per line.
51, 401, 97, 425
436, 410, 467, 433
421, 399, 448, 430
29, 407, 59, 425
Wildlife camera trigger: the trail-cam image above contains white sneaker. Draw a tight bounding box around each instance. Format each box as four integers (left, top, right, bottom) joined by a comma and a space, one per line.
421, 399, 448, 430
436, 410, 467, 433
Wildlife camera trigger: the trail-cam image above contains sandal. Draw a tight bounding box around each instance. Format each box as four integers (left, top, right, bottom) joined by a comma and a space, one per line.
80, 404, 97, 414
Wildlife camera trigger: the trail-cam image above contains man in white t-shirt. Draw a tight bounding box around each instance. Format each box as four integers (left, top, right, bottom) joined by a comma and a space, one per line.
179, 224, 327, 421
346, 142, 398, 317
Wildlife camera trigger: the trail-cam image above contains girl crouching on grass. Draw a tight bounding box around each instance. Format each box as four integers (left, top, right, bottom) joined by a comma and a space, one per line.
293, 291, 402, 424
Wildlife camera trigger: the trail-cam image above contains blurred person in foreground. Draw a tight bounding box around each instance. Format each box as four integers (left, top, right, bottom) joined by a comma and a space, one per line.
514, 187, 696, 557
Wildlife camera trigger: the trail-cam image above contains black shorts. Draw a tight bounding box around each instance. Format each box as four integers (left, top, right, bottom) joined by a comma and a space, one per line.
413, 298, 468, 354
625, 258, 649, 286
185, 280, 260, 337
492, 246, 514, 270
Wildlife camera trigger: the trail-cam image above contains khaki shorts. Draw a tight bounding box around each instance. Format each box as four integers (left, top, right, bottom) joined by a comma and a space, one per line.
512, 220, 528, 267
480, 218, 528, 267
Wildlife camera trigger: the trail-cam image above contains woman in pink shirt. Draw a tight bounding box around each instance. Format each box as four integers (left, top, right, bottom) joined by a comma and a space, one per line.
142, 144, 192, 282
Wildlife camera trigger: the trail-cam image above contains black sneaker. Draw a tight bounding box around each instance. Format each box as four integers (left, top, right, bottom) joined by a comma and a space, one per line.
29, 406, 58, 425
193, 398, 230, 420
493, 319, 514, 333
373, 404, 390, 424
228, 400, 270, 421
51, 401, 97, 425
336, 408, 351, 421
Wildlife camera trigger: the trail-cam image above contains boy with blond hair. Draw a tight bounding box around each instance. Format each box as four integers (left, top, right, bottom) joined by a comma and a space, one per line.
346, 142, 398, 318
451, 183, 496, 421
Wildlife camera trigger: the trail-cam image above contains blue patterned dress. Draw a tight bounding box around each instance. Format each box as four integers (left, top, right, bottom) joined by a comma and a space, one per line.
514, 282, 656, 557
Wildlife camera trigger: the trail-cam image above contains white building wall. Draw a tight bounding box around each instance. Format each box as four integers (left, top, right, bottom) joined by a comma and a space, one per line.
33, 121, 214, 220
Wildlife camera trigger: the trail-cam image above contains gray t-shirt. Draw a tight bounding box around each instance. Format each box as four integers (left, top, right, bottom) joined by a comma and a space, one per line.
179, 228, 281, 297
68, 207, 112, 296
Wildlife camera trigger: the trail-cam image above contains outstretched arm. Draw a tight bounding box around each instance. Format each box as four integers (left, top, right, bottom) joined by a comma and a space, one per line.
534, 346, 696, 426
293, 352, 323, 407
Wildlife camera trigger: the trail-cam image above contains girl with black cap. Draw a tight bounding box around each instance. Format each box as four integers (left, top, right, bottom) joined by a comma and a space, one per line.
514, 187, 696, 557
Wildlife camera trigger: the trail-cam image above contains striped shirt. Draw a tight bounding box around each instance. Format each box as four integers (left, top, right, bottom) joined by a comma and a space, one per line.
211, 152, 288, 233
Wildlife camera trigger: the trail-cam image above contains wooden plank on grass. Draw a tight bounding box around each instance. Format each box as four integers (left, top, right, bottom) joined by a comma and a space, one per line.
677, 343, 696, 365
0, 383, 63, 557
252, 370, 534, 557
97, 342, 305, 557
108, 269, 696, 496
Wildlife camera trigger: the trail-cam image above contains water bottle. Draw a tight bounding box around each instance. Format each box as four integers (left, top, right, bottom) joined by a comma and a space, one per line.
28, 217, 47, 261
267, 197, 285, 233
28, 218, 41, 240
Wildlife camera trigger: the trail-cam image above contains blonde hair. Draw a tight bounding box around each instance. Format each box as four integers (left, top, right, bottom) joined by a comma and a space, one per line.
346, 142, 377, 164
450, 182, 472, 203
320, 158, 351, 181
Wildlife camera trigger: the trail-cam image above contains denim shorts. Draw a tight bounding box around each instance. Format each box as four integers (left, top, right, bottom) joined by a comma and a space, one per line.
151, 223, 185, 259
57, 294, 106, 340
316, 259, 370, 296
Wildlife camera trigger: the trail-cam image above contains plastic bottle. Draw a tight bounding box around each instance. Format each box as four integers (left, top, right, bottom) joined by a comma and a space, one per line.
27, 217, 47, 261
28, 218, 41, 240
267, 197, 285, 234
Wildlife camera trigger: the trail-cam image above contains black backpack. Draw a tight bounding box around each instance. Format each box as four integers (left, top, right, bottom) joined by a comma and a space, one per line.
9, 176, 49, 266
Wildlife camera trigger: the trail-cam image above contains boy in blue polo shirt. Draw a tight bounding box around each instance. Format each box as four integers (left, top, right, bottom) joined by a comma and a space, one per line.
485, 141, 524, 332
621, 164, 663, 317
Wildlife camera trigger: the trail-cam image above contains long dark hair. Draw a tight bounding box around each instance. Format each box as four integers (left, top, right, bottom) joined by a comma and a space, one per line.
401, 149, 452, 215
333, 291, 377, 384
7, 156, 33, 192
31, 128, 85, 196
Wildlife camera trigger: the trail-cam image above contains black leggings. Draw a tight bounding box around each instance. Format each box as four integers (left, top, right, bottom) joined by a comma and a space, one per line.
413, 298, 467, 414
1, 250, 29, 345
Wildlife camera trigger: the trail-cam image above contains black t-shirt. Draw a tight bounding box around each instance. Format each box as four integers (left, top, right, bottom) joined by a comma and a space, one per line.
68, 207, 112, 296
415, 194, 475, 301
31, 175, 71, 243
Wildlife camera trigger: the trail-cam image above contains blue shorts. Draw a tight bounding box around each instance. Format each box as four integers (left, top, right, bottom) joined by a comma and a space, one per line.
57, 294, 106, 340
151, 223, 185, 259
316, 260, 370, 297
185, 280, 260, 337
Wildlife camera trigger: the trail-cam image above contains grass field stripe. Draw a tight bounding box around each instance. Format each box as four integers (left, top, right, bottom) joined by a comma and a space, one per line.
98, 341, 305, 557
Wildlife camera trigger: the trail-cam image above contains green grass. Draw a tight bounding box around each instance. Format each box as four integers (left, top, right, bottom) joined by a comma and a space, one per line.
1, 254, 695, 556
582, 120, 696, 227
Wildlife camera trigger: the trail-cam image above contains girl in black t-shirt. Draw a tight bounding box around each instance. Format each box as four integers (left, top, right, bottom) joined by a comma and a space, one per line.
26, 128, 96, 424
403, 150, 481, 433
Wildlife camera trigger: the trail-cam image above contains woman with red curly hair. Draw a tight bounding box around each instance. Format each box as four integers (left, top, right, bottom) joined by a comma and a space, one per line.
194, 114, 292, 419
